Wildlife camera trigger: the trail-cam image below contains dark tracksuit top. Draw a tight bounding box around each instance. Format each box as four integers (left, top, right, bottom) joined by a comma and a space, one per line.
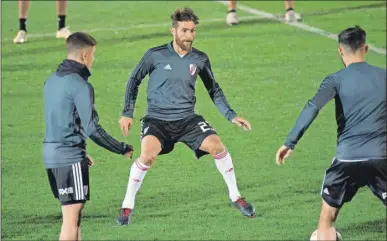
43, 59, 132, 168
285, 62, 386, 161
122, 42, 237, 122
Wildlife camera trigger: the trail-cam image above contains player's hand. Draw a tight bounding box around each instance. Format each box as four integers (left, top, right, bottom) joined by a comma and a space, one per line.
125, 151, 134, 159
124, 145, 134, 159
275, 145, 293, 165
119, 116, 133, 136
232, 117, 252, 131
86, 154, 95, 167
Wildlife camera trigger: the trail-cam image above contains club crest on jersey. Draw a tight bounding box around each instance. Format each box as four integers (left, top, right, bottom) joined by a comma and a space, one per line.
189, 64, 197, 76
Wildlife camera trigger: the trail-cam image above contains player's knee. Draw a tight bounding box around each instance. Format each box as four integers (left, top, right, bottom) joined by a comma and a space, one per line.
208, 142, 225, 156
201, 134, 225, 156
319, 199, 339, 225
319, 213, 334, 225
62, 203, 84, 224
62, 214, 81, 228
139, 153, 157, 166
319, 208, 336, 226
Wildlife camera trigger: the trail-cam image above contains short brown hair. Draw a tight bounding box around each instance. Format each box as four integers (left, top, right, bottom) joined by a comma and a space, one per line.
171, 8, 199, 28
66, 32, 97, 53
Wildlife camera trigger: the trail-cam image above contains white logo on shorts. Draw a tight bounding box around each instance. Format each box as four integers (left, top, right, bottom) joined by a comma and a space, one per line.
382, 192, 387, 200
59, 187, 74, 195
143, 127, 149, 135
323, 188, 330, 195
83, 185, 88, 196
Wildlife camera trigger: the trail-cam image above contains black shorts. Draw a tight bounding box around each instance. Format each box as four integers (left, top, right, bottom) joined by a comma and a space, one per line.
140, 114, 217, 159
47, 159, 90, 205
321, 158, 387, 208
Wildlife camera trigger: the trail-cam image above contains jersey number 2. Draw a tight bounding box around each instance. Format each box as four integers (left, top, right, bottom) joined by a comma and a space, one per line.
198, 122, 213, 132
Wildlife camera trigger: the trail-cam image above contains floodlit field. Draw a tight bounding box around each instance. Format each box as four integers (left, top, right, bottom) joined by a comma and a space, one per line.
2, 1, 386, 240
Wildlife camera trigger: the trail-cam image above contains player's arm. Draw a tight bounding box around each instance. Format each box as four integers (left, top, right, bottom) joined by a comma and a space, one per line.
285, 76, 337, 149
199, 56, 238, 121
119, 50, 154, 136
122, 50, 154, 118
73, 82, 133, 156
276, 76, 337, 164
199, 56, 251, 130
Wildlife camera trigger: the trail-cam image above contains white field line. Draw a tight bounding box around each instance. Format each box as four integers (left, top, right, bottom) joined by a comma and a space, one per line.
1, 15, 264, 42
216, 0, 386, 56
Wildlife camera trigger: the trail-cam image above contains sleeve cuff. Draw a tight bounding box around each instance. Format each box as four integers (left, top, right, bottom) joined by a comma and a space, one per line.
121, 111, 134, 118
227, 111, 237, 122
122, 144, 134, 155
284, 139, 296, 150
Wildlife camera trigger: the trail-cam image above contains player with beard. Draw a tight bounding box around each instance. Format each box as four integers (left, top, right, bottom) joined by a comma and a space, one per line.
116, 7, 256, 225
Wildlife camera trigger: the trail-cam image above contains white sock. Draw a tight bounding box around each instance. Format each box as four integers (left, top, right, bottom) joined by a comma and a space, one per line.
122, 158, 150, 209
213, 149, 241, 202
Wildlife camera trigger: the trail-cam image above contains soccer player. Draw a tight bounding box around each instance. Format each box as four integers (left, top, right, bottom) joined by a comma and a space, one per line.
116, 7, 255, 225
275, 26, 386, 240
13, 0, 71, 44
43, 32, 134, 240
227, 0, 302, 25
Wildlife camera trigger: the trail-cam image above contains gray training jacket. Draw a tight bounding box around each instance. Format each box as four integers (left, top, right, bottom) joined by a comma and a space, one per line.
43, 59, 132, 168
285, 62, 386, 161
122, 42, 237, 122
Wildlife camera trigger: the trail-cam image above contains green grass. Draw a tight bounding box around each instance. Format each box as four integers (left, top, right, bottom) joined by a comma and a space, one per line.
2, 1, 386, 240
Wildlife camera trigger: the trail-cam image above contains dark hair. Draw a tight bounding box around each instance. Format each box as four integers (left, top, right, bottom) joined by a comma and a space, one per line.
66, 32, 97, 53
171, 7, 199, 28
338, 25, 366, 52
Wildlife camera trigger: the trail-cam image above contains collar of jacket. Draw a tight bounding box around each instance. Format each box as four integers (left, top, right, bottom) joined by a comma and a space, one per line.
56, 59, 91, 80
